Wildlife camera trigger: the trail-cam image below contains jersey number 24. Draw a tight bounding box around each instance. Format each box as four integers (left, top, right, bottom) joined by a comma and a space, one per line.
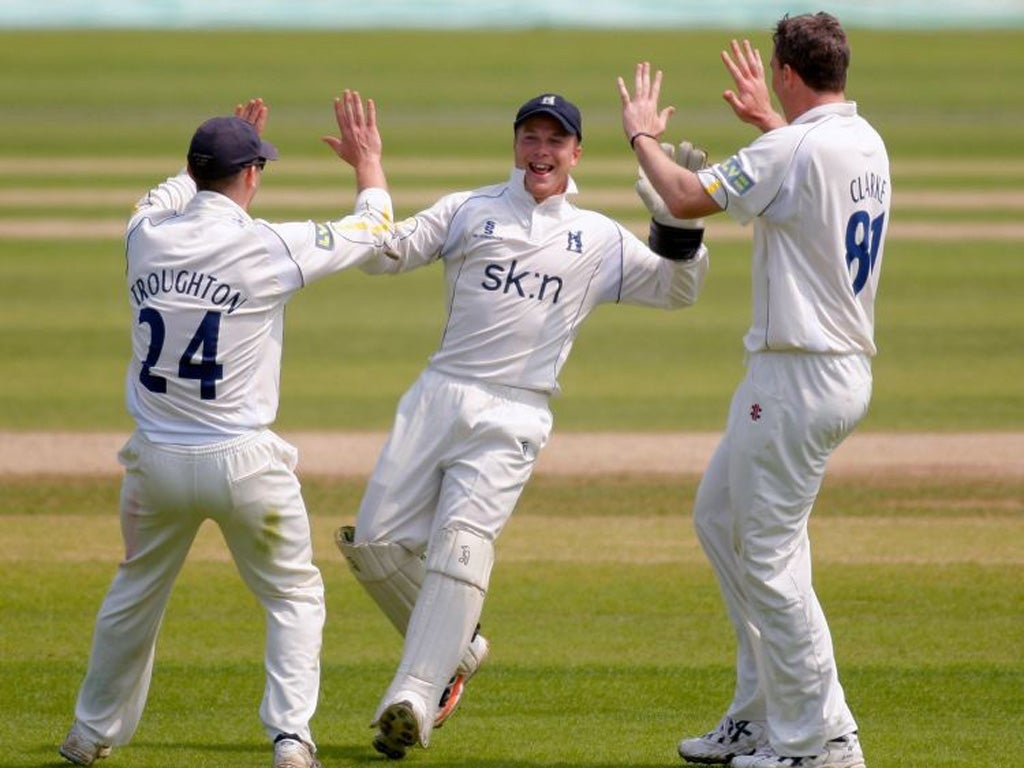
138, 308, 224, 400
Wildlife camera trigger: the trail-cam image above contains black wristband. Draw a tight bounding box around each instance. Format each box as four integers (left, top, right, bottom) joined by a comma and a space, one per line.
648, 220, 704, 261
629, 132, 658, 150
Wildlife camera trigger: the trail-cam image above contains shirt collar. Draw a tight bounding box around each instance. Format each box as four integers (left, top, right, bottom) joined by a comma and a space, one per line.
792, 100, 858, 125
189, 190, 253, 222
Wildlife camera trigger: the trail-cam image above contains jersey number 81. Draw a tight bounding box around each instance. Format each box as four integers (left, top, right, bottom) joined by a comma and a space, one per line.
845, 210, 885, 296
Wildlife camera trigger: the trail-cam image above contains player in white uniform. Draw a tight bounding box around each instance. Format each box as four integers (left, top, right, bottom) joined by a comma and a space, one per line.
59, 93, 393, 768
334, 93, 709, 759
619, 13, 889, 768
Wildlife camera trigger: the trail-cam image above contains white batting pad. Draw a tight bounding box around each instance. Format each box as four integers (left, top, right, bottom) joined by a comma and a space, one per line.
334, 526, 424, 635
374, 567, 487, 744
425, 526, 495, 591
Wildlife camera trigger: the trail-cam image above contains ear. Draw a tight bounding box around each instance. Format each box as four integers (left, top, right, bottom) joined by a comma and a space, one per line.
569, 141, 582, 166
781, 63, 801, 89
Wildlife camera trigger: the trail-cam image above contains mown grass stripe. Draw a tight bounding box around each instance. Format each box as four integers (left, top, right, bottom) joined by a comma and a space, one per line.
3, 187, 1023, 210
1, 218, 1021, 241
2, 156, 1023, 176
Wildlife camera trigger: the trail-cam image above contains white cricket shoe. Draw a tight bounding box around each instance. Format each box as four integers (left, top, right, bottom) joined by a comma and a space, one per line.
678, 716, 767, 764
434, 631, 490, 728
373, 699, 426, 760
59, 722, 112, 766
273, 734, 322, 768
730, 732, 866, 768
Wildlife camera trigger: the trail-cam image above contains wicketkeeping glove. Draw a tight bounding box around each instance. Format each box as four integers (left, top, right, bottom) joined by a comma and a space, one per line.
637, 141, 709, 261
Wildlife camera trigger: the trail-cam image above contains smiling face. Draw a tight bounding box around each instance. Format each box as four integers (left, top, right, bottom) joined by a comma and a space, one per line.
513, 115, 582, 203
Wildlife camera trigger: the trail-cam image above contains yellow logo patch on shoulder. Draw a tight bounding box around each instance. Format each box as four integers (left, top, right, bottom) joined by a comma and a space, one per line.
721, 156, 755, 195
315, 223, 334, 250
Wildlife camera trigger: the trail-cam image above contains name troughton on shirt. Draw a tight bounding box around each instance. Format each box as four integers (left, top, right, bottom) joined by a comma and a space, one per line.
129, 268, 249, 314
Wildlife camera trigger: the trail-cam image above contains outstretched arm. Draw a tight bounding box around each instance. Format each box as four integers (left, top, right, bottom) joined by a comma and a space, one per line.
721, 40, 786, 132
617, 62, 720, 221
322, 89, 387, 191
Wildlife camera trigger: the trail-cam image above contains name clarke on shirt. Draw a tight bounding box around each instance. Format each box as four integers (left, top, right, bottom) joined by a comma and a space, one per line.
849, 170, 887, 205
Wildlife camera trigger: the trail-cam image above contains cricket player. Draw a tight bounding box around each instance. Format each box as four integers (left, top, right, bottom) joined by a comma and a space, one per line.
334, 93, 709, 759
619, 12, 890, 768
59, 93, 393, 768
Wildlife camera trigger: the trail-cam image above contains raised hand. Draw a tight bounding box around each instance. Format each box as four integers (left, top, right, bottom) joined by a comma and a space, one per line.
322, 89, 386, 190
720, 40, 785, 132
234, 97, 269, 135
323, 90, 381, 164
616, 61, 676, 148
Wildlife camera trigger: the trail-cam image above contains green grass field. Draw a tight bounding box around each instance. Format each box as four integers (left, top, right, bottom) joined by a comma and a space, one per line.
3, 474, 1022, 768
0, 27, 1021, 768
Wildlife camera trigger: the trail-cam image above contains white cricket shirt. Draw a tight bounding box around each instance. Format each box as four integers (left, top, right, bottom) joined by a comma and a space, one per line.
698, 102, 890, 355
124, 172, 393, 443
363, 167, 708, 394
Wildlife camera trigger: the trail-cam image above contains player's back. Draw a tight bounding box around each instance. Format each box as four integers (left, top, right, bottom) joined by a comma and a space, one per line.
746, 104, 890, 355
124, 192, 295, 444
788, 109, 890, 350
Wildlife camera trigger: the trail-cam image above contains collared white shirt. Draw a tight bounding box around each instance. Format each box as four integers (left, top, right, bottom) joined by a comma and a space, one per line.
699, 102, 891, 355
364, 167, 708, 394
124, 172, 393, 443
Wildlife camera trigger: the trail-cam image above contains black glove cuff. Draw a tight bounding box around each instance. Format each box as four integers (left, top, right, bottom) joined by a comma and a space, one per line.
648, 220, 704, 261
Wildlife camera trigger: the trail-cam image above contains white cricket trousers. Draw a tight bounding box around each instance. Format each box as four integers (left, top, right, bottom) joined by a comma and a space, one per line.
72, 429, 325, 747
354, 368, 552, 737
355, 368, 553, 547
693, 352, 871, 756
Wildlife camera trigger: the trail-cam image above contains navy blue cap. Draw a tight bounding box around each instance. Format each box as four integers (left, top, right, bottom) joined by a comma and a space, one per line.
514, 93, 583, 141
187, 116, 278, 179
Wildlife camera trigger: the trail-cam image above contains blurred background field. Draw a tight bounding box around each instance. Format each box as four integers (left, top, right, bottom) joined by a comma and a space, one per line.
1, 28, 1022, 432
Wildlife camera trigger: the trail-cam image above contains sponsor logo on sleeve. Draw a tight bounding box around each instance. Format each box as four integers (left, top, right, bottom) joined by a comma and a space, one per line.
315, 223, 335, 250
721, 156, 755, 195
